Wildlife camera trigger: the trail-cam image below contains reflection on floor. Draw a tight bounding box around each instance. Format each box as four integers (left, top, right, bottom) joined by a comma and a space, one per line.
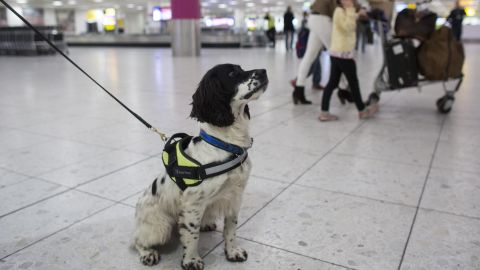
0, 43, 479, 270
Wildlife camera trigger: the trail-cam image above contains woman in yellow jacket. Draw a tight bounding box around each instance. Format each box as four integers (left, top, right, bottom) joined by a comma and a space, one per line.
319, 0, 378, 121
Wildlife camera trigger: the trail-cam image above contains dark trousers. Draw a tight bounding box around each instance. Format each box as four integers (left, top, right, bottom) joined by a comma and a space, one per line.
285, 30, 294, 50
266, 28, 276, 46
452, 24, 462, 40
322, 57, 365, 112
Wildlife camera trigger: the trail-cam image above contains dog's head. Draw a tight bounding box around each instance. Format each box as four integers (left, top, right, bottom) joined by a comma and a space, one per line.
190, 64, 268, 127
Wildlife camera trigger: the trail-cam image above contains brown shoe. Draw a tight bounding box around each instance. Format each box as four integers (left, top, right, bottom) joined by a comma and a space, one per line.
312, 84, 325, 90
359, 103, 379, 119
319, 112, 339, 122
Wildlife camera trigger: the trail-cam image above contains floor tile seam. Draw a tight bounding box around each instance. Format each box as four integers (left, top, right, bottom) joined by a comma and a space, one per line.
329, 152, 431, 169
0, 188, 73, 219
235, 120, 368, 232
35, 151, 153, 186
292, 182, 418, 210
29, 147, 124, 176
429, 166, 480, 178
330, 150, 431, 167
70, 155, 158, 189
0, 177, 32, 190
0, 202, 118, 261
416, 207, 480, 221
119, 202, 135, 208
234, 236, 358, 270
249, 101, 295, 118
249, 174, 291, 184
9, 118, 127, 145
396, 115, 447, 270
0, 156, 153, 219
252, 138, 346, 157
249, 107, 311, 137
73, 189, 123, 204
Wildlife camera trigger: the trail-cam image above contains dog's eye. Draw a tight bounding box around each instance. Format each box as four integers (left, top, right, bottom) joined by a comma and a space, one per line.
228, 71, 238, 78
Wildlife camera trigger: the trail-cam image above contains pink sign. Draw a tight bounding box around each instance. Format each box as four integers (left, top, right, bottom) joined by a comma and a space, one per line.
171, 0, 201, 19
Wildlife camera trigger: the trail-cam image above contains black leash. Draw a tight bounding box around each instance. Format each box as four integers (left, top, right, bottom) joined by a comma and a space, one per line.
0, 0, 168, 141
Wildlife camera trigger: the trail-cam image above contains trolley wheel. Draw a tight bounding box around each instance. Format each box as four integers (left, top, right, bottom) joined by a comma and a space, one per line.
436, 95, 454, 114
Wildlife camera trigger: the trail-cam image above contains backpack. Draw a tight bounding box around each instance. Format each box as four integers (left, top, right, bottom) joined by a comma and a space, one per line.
417, 26, 464, 80
296, 27, 309, 58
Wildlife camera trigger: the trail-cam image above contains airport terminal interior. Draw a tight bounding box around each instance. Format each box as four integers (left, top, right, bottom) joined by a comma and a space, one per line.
1, 0, 480, 269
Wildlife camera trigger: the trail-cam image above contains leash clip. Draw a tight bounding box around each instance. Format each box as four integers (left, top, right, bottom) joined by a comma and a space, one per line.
150, 127, 168, 142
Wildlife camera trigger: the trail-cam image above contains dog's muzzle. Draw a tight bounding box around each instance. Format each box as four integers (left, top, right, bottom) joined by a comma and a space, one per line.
241, 69, 269, 100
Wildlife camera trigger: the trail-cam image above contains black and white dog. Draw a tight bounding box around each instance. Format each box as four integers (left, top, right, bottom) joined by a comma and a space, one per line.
133, 64, 268, 270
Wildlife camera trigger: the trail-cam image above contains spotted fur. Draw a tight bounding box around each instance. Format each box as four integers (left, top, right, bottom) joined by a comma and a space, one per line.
132, 64, 268, 270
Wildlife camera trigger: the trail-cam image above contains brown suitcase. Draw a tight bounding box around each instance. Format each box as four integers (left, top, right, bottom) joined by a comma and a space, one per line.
417, 26, 464, 80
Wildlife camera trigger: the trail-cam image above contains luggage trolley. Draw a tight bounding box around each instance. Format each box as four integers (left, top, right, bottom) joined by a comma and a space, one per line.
367, 20, 463, 114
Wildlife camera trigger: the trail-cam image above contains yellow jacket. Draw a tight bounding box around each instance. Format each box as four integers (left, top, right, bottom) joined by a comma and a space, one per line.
330, 7, 358, 54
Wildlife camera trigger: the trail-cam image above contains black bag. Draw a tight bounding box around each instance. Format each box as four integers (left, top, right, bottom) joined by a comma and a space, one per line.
366, 27, 374, 44
385, 39, 418, 89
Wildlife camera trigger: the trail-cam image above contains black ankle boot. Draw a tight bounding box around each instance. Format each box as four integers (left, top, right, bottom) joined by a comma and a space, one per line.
293, 86, 312, 105
337, 88, 353, 105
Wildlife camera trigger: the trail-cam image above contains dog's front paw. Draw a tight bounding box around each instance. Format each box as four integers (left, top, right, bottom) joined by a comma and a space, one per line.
200, 223, 217, 232
182, 256, 204, 270
140, 250, 160, 266
225, 247, 248, 262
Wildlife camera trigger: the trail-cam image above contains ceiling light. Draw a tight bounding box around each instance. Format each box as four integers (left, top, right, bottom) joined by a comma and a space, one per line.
230, 1, 237, 4
246, 2, 255, 7
53, 1, 62, 6
276, 1, 285, 5
93, 0, 102, 2
127, 3, 135, 8
16, 0, 27, 3
68, 0, 76, 4
261, 0, 269, 3
219, 3, 227, 8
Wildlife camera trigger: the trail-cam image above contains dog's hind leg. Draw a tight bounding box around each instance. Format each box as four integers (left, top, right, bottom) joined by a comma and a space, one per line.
135, 243, 160, 266
134, 195, 175, 266
134, 214, 174, 266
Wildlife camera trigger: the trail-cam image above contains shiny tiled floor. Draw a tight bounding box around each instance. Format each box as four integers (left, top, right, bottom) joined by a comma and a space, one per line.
0, 42, 479, 270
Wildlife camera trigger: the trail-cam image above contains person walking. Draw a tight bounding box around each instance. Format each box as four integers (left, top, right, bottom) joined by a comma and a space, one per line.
264, 12, 276, 47
319, 0, 378, 121
291, 0, 336, 105
447, 0, 466, 41
284, 6, 295, 51
291, 11, 324, 90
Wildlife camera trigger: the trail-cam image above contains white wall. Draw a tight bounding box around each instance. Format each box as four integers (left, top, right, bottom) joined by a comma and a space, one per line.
74, 9, 87, 34
6, 6, 24, 26
124, 11, 145, 34
44, 8, 56, 26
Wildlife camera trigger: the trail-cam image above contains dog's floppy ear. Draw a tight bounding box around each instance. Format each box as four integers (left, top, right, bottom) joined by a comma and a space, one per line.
190, 74, 235, 127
